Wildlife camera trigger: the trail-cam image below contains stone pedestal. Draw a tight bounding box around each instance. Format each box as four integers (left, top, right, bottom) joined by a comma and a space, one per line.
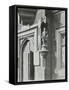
34, 48, 48, 81
40, 49, 48, 67
39, 48, 48, 80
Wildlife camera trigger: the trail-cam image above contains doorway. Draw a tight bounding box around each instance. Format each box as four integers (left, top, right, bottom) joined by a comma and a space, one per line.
22, 38, 34, 81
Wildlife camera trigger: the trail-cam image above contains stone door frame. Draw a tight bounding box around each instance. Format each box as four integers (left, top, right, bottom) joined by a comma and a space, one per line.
18, 26, 38, 82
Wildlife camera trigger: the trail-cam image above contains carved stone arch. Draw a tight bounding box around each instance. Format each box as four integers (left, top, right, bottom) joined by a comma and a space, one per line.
21, 38, 29, 53
19, 38, 30, 82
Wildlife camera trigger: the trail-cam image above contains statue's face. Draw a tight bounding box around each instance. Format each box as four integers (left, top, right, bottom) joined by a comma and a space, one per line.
43, 16, 46, 23
41, 16, 46, 23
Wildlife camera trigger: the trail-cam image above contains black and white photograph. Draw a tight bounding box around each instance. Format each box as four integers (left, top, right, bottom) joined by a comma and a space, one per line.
0, 0, 69, 89
17, 6, 67, 83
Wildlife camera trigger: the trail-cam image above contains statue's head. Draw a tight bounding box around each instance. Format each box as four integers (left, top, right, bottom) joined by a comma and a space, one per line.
41, 16, 47, 23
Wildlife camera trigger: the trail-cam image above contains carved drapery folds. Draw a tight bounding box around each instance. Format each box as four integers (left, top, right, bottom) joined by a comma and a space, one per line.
41, 16, 48, 50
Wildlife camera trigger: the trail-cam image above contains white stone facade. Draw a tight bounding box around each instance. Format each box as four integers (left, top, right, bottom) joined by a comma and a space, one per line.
17, 9, 65, 82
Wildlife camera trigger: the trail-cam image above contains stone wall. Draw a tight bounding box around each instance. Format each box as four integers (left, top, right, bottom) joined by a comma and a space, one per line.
54, 11, 65, 79
17, 9, 66, 82
34, 9, 45, 24
45, 10, 65, 80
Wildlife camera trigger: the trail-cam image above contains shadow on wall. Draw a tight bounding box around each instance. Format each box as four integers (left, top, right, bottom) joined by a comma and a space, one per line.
45, 11, 57, 80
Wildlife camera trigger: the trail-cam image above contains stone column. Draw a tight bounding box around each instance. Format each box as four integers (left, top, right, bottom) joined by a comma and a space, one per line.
45, 10, 56, 80
39, 49, 48, 80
